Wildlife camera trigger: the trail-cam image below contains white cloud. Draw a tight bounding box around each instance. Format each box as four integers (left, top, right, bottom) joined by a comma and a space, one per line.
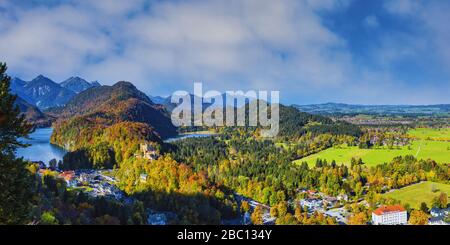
0, 0, 448, 104
364, 15, 379, 28
384, 0, 420, 15
0, 0, 354, 91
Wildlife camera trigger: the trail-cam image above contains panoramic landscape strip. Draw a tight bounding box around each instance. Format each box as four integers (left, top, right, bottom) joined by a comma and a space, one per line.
1, 66, 449, 227
1, 1, 450, 242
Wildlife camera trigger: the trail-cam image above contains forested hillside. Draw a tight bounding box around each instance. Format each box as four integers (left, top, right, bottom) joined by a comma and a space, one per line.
278, 105, 362, 138
51, 81, 177, 169
14, 96, 52, 127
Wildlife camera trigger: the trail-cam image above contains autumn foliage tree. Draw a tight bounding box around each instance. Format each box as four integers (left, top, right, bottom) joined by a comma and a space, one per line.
438, 192, 448, 209
409, 210, 428, 225
116, 155, 237, 224
251, 206, 264, 225
240, 201, 250, 213
347, 212, 368, 225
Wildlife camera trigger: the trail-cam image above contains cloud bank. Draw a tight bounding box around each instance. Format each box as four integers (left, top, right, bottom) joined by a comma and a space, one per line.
0, 0, 449, 104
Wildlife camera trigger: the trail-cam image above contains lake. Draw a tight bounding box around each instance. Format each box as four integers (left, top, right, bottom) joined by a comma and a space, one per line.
15, 128, 67, 165
164, 132, 217, 143
15, 129, 215, 163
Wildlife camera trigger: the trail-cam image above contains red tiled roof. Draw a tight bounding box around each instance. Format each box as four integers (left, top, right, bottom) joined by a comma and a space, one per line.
59, 171, 75, 181
373, 205, 406, 215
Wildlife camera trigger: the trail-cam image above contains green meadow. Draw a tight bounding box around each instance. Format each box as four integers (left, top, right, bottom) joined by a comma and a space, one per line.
408, 127, 450, 141
293, 128, 450, 167
383, 181, 450, 209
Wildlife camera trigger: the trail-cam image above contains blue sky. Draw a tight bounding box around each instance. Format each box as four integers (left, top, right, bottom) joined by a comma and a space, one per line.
0, 0, 449, 105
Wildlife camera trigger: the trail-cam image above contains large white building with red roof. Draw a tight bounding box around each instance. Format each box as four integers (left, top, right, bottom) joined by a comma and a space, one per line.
372, 205, 407, 225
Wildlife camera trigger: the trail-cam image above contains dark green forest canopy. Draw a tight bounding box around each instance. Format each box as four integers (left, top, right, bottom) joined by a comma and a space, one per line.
278, 105, 362, 138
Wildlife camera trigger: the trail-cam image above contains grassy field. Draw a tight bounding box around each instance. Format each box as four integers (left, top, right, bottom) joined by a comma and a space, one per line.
293, 128, 450, 167
383, 181, 450, 209
408, 128, 450, 141
294, 140, 450, 166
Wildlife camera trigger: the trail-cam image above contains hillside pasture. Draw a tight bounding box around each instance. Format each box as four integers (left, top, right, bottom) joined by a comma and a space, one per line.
382, 181, 450, 209
408, 128, 450, 141
293, 140, 450, 167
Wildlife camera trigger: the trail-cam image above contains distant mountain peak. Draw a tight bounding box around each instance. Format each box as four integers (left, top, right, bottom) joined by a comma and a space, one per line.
113, 81, 135, 88
60, 76, 99, 94
149, 95, 169, 105
29, 75, 57, 85
90, 80, 101, 87
61, 76, 88, 83
34, 74, 51, 80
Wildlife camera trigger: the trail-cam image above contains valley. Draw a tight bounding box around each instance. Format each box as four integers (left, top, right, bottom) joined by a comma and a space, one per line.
2, 1, 450, 240
3, 71, 450, 226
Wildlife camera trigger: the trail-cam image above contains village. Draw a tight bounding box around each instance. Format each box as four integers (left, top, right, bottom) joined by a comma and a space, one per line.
36, 166, 126, 201
233, 186, 450, 225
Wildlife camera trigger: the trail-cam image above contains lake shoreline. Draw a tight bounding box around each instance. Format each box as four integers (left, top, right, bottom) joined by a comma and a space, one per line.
164, 131, 218, 143
16, 127, 67, 165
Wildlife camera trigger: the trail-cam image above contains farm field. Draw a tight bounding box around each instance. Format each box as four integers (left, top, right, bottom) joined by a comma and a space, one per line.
383, 181, 450, 209
408, 128, 450, 141
293, 140, 450, 167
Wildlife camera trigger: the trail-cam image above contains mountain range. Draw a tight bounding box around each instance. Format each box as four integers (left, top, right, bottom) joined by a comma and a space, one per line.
149, 92, 257, 113
149, 94, 213, 112
11, 75, 100, 110
12, 74, 450, 131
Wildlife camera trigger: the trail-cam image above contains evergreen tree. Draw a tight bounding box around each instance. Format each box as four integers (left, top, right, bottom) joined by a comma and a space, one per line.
0, 63, 34, 224
420, 202, 429, 213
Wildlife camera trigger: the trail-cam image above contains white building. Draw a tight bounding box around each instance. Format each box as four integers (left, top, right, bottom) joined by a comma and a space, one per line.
300, 198, 323, 210
372, 205, 407, 225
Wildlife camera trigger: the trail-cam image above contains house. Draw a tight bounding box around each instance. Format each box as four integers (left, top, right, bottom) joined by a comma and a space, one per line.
138, 143, 158, 160
324, 196, 338, 203
307, 190, 317, 195
337, 194, 349, 202
300, 198, 323, 210
59, 171, 77, 187
147, 210, 177, 225
262, 212, 276, 225
323, 196, 338, 208
430, 207, 450, 217
79, 173, 92, 183
428, 216, 449, 225
372, 205, 407, 225
140, 173, 148, 182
